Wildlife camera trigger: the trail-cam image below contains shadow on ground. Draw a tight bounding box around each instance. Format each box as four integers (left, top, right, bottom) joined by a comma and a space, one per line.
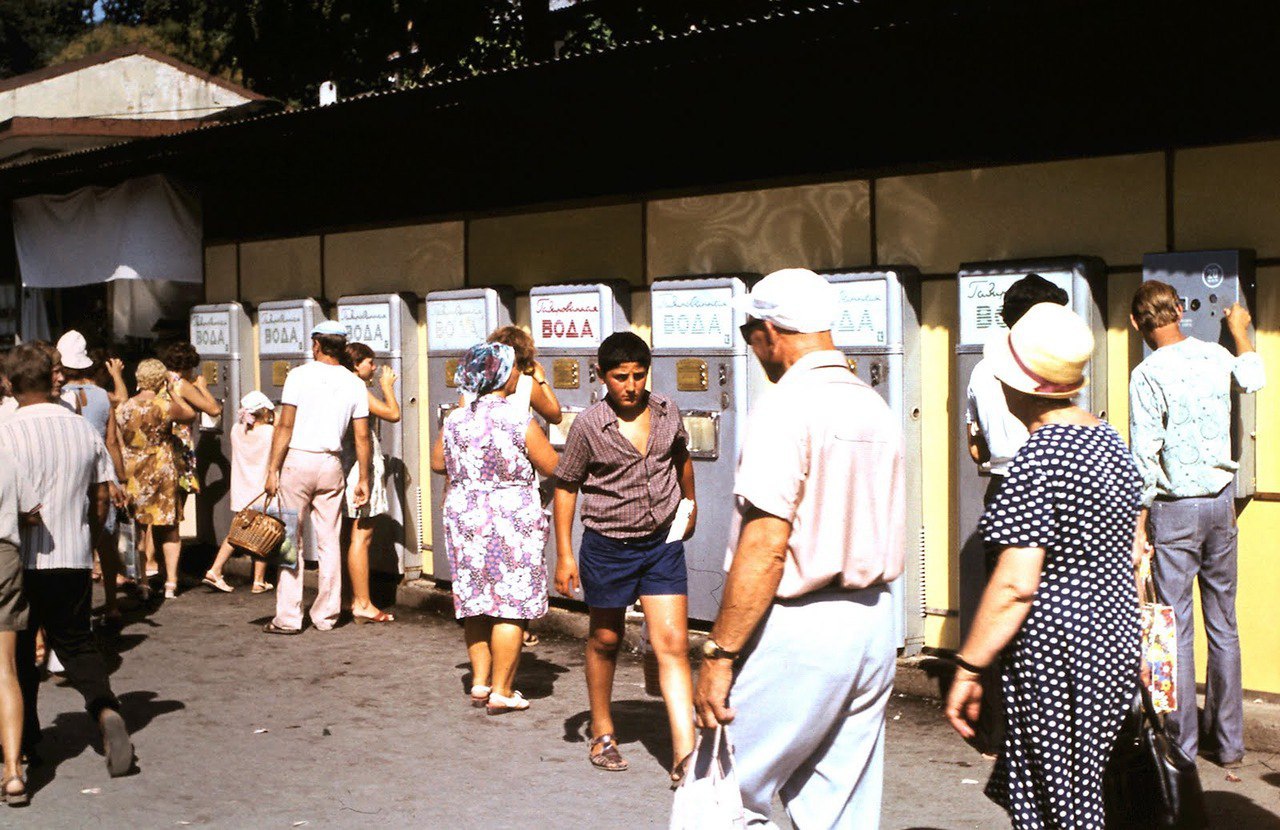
26, 690, 185, 795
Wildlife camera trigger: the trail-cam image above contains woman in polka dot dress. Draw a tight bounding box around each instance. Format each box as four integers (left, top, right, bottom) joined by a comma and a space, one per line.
945, 303, 1142, 829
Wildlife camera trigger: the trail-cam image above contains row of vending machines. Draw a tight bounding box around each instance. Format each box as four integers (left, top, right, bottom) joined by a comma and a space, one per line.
187, 250, 1257, 654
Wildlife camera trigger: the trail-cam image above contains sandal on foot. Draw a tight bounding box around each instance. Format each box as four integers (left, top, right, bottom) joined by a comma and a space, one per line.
251, 581, 274, 594
202, 571, 234, 593
352, 609, 395, 625
163, 582, 177, 599
589, 734, 629, 771
2, 774, 28, 807
262, 622, 301, 636
523, 631, 540, 647
469, 685, 492, 708
486, 691, 529, 715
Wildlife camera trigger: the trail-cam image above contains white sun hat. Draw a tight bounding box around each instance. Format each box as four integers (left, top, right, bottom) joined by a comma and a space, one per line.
984, 302, 1092, 399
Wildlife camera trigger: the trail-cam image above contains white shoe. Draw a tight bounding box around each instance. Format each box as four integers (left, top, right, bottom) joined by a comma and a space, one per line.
485, 691, 529, 715
47, 650, 65, 674
164, 582, 177, 599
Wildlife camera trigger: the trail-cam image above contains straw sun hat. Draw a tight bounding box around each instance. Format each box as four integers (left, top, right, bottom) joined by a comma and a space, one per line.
984, 302, 1092, 399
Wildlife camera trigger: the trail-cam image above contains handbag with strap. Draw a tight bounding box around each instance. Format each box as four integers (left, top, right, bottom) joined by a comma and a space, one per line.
226, 492, 286, 558
1103, 682, 1207, 829
670, 726, 747, 830
1138, 553, 1178, 713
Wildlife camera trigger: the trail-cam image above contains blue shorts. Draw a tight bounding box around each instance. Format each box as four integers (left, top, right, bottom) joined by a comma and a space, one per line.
578, 528, 688, 609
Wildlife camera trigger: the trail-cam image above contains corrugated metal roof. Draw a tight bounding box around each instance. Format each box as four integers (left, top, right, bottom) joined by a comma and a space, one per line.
0, 0, 892, 174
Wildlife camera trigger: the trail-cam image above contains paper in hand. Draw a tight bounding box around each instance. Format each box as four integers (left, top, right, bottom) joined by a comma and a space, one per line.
666, 499, 695, 544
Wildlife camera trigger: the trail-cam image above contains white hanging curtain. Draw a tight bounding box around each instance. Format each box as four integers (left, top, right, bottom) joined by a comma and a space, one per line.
19, 287, 50, 342
12, 174, 202, 289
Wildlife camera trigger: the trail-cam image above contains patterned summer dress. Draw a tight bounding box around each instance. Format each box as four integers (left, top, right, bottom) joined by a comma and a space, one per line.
116, 394, 182, 525
441, 395, 548, 620
980, 423, 1142, 829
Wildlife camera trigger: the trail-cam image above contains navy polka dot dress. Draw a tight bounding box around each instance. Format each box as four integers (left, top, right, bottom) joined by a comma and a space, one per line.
979, 423, 1142, 829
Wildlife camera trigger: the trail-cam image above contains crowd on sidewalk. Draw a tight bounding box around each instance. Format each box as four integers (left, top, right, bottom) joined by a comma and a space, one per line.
0, 268, 1266, 828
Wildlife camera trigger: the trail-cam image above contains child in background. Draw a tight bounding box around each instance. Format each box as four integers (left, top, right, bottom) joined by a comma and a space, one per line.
202, 391, 276, 593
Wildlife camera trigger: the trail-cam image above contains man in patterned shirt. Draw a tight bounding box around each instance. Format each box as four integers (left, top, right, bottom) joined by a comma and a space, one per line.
1129, 280, 1265, 768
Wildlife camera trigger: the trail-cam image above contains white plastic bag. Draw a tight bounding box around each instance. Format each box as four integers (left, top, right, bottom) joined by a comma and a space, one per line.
670, 727, 747, 830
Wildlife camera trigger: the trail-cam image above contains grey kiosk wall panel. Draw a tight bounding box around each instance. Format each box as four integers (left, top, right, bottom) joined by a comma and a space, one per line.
1142, 249, 1258, 499
649, 276, 763, 624
824, 268, 924, 653
954, 257, 1107, 637
425, 288, 513, 581
256, 298, 326, 404
189, 302, 254, 544
531, 283, 630, 601
338, 293, 422, 581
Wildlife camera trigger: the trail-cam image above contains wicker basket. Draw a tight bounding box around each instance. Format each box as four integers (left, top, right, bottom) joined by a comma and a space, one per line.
227, 493, 286, 558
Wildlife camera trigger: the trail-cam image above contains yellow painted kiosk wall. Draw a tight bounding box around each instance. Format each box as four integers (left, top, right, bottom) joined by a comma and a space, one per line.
1173, 142, 1280, 696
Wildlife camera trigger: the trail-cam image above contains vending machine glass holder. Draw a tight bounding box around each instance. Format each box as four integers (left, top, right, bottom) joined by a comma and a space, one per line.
680, 410, 721, 460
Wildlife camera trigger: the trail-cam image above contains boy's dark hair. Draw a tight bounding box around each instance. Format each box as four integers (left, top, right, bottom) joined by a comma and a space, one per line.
313, 333, 352, 368
597, 332, 650, 372
344, 341, 375, 367
4, 343, 54, 396
1001, 274, 1069, 327
159, 340, 201, 372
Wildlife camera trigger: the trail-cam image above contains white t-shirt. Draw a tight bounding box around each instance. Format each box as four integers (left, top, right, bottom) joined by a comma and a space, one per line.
965, 357, 1029, 477
280, 362, 369, 453
0, 397, 17, 422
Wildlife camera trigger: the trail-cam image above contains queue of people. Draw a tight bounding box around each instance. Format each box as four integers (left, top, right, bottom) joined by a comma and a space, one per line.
0, 267, 1265, 824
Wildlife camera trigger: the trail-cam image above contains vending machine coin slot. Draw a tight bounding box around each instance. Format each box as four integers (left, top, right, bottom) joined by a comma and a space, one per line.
553, 358, 580, 389
676, 358, 709, 391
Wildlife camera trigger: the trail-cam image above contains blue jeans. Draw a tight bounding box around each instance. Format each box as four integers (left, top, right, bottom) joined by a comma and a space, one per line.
1150, 483, 1244, 763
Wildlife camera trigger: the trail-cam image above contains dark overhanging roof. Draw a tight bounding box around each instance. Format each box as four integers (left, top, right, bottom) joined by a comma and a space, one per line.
3, 0, 1280, 241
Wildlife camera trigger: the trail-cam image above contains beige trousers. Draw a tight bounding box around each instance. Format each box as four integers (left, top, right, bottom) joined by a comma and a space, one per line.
272, 450, 344, 631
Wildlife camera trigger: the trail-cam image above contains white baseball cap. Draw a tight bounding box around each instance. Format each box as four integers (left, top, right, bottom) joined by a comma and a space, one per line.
56, 330, 94, 370
239, 391, 275, 412
733, 268, 838, 333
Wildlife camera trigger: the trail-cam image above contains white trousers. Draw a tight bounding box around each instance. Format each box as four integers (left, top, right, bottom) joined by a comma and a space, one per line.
730, 585, 897, 829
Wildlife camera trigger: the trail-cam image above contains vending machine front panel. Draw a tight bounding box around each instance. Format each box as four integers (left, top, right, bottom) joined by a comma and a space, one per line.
189, 302, 253, 543
424, 288, 513, 580
954, 257, 1107, 637
338, 293, 421, 579
824, 268, 923, 652
1142, 250, 1258, 498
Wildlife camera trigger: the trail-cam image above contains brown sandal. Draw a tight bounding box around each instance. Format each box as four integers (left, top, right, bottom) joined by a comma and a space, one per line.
2, 774, 28, 807
589, 733, 628, 772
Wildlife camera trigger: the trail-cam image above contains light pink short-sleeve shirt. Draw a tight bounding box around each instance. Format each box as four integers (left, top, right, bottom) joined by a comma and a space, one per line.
727, 350, 905, 598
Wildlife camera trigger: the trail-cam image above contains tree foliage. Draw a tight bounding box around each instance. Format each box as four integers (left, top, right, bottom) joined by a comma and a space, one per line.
0, 0, 96, 78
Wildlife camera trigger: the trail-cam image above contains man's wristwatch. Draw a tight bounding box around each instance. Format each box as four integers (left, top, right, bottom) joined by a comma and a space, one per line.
701, 638, 739, 661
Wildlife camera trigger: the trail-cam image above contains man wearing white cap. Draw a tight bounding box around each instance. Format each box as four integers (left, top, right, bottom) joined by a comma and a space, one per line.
263, 321, 371, 634
693, 268, 905, 828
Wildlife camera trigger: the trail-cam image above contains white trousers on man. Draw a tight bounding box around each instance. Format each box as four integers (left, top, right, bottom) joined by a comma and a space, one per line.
730, 584, 897, 829
272, 449, 345, 632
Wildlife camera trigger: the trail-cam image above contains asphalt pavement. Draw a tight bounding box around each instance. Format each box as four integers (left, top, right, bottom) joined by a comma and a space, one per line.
12, 572, 1280, 829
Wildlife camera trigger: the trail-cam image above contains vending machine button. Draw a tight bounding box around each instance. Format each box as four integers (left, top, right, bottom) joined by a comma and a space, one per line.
676, 358, 709, 392
444, 358, 460, 388
553, 358, 580, 389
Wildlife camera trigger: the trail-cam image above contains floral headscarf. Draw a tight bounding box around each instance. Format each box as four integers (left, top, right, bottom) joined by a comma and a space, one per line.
455, 342, 515, 397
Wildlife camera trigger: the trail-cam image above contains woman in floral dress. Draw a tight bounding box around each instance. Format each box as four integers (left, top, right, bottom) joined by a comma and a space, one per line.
116, 359, 195, 599
431, 342, 559, 715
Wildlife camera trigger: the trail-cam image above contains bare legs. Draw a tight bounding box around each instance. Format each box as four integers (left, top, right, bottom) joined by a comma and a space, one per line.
463, 616, 526, 697
347, 518, 391, 620
95, 528, 122, 619
155, 524, 181, 593
586, 597, 694, 772
639, 594, 696, 772
0, 631, 21, 791
207, 541, 268, 589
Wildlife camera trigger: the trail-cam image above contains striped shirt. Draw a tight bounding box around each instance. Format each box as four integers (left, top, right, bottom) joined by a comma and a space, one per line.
0, 446, 38, 548
554, 392, 688, 539
0, 403, 114, 570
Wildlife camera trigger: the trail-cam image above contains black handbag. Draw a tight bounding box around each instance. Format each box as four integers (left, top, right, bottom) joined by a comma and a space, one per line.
1103, 682, 1208, 829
